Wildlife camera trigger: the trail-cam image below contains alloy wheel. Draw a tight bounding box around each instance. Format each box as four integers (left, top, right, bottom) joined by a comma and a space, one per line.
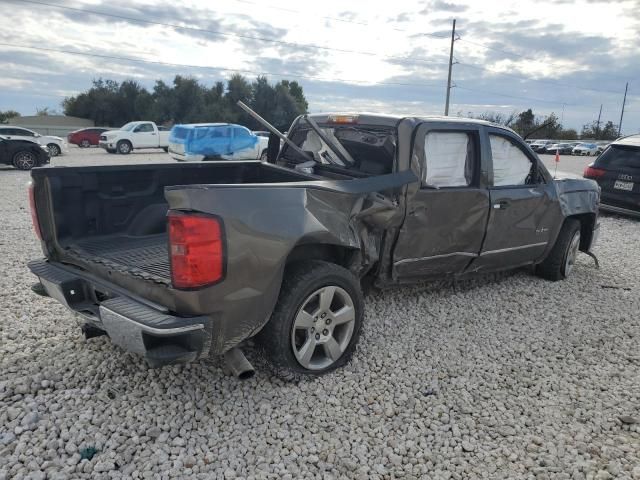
290, 286, 356, 370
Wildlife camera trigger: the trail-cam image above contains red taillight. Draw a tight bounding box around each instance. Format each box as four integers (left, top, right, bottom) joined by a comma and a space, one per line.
584, 166, 606, 178
28, 182, 42, 240
168, 212, 225, 289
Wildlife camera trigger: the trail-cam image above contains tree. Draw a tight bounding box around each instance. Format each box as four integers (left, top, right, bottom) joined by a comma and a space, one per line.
581, 120, 618, 140
512, 109, 535, 136
0, 110, 20, 123
63, 74, 308, 129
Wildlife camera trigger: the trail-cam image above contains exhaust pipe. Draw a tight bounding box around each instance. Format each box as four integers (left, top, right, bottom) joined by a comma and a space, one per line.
224, 347, 255, 380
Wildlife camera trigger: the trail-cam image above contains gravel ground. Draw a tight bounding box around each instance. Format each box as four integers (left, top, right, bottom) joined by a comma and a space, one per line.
1, 148, 639, 480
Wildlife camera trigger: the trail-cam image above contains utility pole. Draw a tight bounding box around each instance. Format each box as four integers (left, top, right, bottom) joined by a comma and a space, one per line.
618, 82, 628, 136
595, 104, 602, 140
444, 19, 456, 116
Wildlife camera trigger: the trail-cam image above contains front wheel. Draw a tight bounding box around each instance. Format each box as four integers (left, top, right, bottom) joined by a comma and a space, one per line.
47, 143, 61, 157
117, 140, 132, 154
13, 151, 38, 170
256, 261, 364, 380
535, 219, 581, 281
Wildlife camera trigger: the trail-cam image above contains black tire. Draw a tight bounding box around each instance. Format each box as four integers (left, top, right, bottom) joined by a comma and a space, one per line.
260, 149, 268, 161
117, 140, 132, 155
535, 219, 581, 281
80, 139, 91, 148
162, 147, 169, 153
256, 260, 364, 380
12, 150, 38, 170
47, 143, 61, 157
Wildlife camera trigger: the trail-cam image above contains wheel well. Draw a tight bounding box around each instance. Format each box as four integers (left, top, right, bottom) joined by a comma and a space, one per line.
285, 244, 358, 270
567, 213, 596, 251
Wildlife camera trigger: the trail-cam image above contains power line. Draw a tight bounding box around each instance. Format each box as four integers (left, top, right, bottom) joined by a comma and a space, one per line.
232, 0, 450, 37
457, 37, 633, 83
12, 0, 450, 68
455, 85, 597, 108
457, 61, 623, 96
0, 42, 445, 89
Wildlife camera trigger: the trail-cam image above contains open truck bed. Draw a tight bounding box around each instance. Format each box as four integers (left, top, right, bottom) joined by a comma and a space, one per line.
29, 159, 413, 366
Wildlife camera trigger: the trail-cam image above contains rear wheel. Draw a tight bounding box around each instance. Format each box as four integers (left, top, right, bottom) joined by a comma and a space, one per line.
536, 219, 581, 281
260, 149, 268, 161
47, 143, 61, 157
13, 150, 37, 170
257, 261, 363, 380
80, 139, 91, 148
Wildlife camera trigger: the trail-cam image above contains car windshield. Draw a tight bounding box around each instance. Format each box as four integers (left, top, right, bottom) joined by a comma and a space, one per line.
119, 122, 137, 131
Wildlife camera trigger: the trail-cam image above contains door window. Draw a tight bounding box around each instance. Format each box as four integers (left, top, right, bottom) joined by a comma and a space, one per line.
489, 134, 536, 186
233, 127, 251, 137
134, 123, 154, 133
14, 128, 35, 136
423, 131, 475, 187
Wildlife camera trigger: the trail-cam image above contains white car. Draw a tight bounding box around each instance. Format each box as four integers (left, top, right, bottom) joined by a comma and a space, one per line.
99, 121, 171, 154
572, 143, 599, 156
0, 126, 67, 156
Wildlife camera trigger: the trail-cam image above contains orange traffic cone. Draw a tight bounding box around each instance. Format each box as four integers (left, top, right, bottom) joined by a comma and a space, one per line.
555, 149, 560, 163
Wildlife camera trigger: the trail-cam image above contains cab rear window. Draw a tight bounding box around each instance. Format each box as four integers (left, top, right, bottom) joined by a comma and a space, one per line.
282, 125, 396, 175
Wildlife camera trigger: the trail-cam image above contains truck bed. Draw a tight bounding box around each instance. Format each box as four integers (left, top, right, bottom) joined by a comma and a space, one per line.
68, 233, 170, 284
31, 161, 313, 284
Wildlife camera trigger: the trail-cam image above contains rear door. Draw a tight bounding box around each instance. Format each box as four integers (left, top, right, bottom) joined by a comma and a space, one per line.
594, 144, 640, 211
392, 123, 490, 280
469, 129, 555, 272
131, 122, 157, 148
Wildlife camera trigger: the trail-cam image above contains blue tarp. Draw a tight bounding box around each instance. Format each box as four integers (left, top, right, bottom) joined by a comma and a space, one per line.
169, 124, 259, 156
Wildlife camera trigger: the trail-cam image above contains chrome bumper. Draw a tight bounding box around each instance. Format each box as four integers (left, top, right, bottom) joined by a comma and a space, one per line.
28, 259, 211, 367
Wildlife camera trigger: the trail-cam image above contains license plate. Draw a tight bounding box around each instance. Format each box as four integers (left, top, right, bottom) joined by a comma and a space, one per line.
614, 180, 634, 191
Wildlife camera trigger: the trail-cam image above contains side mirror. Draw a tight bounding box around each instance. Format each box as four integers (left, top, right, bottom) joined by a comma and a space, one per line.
35, 133, 41, 138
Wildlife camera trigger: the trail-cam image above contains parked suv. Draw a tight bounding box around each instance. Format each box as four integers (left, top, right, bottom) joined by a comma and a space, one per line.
68, 128, 110, 148
0, 126, 67, 156
584, 134, 640, 216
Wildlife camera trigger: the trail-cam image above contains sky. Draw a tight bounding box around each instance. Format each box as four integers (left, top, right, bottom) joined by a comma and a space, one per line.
1, 0, 639, 133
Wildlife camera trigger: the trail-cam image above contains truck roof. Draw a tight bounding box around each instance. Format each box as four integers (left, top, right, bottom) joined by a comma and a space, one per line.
306, 112, 516, 134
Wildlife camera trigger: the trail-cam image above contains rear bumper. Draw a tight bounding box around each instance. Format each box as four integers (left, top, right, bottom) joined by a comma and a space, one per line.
28, 259, 212, 367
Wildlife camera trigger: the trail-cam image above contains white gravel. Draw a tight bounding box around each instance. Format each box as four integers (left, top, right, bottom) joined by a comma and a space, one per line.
1, 148, 639, 479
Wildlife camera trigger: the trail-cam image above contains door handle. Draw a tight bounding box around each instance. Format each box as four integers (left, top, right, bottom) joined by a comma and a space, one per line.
493, 200, 510, 210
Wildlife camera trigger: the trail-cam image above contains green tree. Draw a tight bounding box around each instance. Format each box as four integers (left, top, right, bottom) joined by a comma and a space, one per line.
63, 74, 308, 129
0, 110, 20, 123
512, 109, 536, 136
581, 120, 618, 140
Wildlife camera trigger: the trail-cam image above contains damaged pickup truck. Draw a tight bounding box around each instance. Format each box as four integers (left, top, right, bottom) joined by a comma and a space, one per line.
27, 113, 600, 379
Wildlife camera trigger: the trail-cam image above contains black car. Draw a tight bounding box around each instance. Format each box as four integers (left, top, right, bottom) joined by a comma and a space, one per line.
0, 136, 50, 170
584, 134, 640, 216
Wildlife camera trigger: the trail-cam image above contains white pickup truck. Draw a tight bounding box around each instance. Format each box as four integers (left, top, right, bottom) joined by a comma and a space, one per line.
99, 121, 171, 154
